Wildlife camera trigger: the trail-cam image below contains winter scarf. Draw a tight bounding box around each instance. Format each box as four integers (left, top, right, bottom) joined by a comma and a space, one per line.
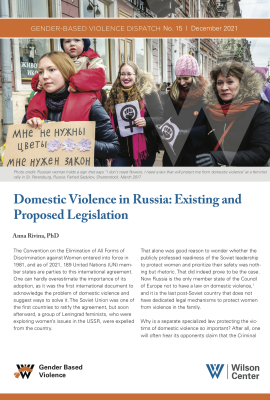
45, 88, 69, 112
178, 75, 206, 108
46, 97, 67, 111
206, 100, 261, 122
207, 99, 261, 151
109, 86, 148, 167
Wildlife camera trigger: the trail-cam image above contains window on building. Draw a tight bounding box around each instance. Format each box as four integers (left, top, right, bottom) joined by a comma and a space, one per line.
182, 43, 187, 55
83, 0, 108, 18
16, 0, 49, 17
118, 9, 134, 68
135, 39, 148, 71
19, 39, 51, 84
200, 54, 203, 74
158, 39, 163, 83
91, 39, 111, 83
189, 0, 193, 17
14, 0, 52, 84
120, 39, 133, 64
220, 1, 227, 11
83, 1, 111, 83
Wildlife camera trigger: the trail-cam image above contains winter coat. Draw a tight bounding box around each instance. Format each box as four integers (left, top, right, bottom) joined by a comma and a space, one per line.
27, 88, 119, 167
162, 85, 208, 166
204, 69, 270, 166
113, 89, 163, 158
260, 82, 270, 114
68, 48, 106, 94
261, 99, 270, 114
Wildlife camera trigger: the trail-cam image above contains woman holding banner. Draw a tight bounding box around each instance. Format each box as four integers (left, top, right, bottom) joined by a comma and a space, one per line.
197, 62, 270, 166
26, 52, 119, 166
105, 61, 163, 167
161, 55, 208, 167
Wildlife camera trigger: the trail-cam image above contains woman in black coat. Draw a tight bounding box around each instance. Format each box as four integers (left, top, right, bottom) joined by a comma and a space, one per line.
161, 55, 208, 166
105, 61, 163, 167
26, 52, 119, 167
198, 62, 270, 166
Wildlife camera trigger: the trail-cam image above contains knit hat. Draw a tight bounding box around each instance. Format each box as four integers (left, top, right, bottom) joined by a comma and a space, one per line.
175, 55, 200, 77
60, 39, 91, 52
252, 67, 268, 81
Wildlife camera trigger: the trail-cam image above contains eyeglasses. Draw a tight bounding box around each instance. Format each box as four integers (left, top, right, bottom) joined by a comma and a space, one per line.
120, 73, 136, 77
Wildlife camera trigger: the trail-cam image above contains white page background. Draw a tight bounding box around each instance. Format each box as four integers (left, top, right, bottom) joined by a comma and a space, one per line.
0, 181, 269, 394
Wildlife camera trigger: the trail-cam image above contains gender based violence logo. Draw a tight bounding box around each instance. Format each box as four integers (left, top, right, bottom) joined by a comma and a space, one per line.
14, 364, 34, 379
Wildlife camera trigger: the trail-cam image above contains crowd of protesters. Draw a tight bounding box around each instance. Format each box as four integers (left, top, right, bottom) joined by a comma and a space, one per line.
24, 38, 270, 167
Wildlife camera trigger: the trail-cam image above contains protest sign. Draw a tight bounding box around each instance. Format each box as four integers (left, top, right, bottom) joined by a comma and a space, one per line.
115, 100, 143, 137
158, 117, 181, 165
3, 122, 95, 167
159, 118, 180, 154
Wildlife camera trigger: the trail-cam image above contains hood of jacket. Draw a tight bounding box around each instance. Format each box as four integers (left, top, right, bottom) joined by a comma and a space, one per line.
204, 68, 263, 106
137, 71, 157, 99
79, 48, 100, 60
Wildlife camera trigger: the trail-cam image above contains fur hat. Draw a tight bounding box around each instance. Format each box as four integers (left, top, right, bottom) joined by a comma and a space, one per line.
175, 54, 200, 77
60, 39, 91, 53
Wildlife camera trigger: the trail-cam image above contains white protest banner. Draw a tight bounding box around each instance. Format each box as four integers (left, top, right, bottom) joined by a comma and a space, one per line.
115, 100, 143, 137
3, 122, 95, 167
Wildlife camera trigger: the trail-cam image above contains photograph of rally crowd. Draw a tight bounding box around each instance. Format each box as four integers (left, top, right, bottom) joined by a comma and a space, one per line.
5, 37, 270, 167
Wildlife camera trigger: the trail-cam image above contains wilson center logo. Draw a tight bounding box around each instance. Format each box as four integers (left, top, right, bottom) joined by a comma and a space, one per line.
206, 364, 224, 379
14, 364, 34, 379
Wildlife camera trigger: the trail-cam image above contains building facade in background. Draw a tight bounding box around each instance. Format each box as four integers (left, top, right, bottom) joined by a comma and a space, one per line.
217, 0, 253, 66
218, 38, 253, 66
0, 0, 222, 144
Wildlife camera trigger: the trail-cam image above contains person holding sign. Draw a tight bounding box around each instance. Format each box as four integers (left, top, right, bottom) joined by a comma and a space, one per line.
162, 55, 208, 166
197, 62, 270, 166
105, 61, 163, 166
26, 52, 119, 167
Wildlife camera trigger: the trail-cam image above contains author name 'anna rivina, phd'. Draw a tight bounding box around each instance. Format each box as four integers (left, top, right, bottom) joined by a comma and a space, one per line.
12, 233, 59, 239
